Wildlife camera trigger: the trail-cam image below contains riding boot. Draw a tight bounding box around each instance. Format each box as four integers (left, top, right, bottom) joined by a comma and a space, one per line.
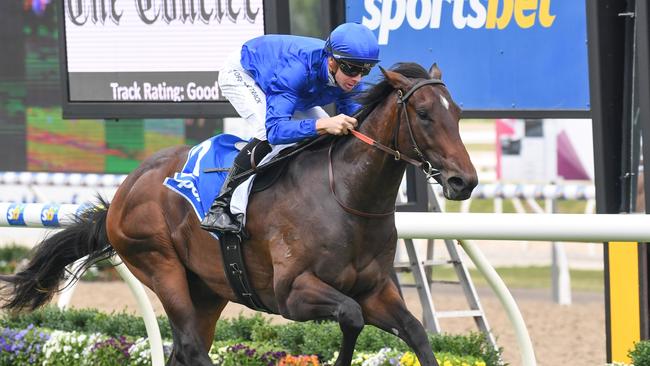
200, 138, 271, 234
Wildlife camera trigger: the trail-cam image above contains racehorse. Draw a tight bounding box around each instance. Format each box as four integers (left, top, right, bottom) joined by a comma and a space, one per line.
1, 62, 477, 366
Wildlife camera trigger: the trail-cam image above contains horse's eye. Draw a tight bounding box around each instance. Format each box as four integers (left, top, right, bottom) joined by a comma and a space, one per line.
416, 110, 428, 119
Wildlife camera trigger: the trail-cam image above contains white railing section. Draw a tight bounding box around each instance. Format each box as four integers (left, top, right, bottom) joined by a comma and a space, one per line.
0, 172, 126, 187
394, 212, 650, 242
0, 202, 88, 227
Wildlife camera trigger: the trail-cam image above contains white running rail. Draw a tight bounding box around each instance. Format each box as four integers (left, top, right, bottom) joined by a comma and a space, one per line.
0, 172, 126, 187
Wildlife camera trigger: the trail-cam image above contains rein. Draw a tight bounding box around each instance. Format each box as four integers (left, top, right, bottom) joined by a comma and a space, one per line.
329, 78, 445, 218
348, 129, 423, 167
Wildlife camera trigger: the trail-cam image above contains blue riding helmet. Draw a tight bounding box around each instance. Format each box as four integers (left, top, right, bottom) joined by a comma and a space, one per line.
325, 22, 380, 66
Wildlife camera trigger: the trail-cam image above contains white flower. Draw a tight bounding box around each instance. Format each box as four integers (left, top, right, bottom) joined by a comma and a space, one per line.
362, 349, 387, 366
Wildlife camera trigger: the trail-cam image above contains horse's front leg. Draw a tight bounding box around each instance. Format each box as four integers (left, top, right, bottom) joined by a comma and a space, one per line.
278, 272, 364, 366
360, 280, 439, 366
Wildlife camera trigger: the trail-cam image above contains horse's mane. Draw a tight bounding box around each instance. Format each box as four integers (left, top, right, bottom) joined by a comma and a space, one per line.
355, 62, 430, 123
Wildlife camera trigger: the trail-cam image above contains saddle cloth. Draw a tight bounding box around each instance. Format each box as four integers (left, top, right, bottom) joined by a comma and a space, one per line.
163, 134, 292, 228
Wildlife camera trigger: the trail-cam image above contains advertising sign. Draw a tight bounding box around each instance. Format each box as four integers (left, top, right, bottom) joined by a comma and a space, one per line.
58, 0, 265, 118
346, 0, 590, 115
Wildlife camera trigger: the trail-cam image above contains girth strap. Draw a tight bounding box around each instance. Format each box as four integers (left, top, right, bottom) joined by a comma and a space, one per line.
219, 233, 270, 312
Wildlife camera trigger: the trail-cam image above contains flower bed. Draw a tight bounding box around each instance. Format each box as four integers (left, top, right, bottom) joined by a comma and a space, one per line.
0, 326, 489, 366
1, 308, 503, 365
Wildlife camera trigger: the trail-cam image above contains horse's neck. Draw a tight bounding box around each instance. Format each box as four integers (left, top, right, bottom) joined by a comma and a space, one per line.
334, 97, 406, 213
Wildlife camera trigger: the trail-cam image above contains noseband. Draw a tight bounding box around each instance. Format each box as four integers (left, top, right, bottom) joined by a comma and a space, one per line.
329, 78, 447, 218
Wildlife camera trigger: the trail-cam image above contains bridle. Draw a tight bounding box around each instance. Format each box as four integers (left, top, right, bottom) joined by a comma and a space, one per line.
329, 78, 447, 218
393, 78, 446, 180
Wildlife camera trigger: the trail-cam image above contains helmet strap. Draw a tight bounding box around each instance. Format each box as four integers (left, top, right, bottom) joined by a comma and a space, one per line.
326, 58, 338, 87
327, 69, 338, 87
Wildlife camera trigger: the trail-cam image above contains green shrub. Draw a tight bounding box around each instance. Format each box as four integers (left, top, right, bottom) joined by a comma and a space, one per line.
630, 340, 650, 366
429, 333, 502, 366
0, 244, 31, 274
273, 321, 341, 360
250, 320, 278, 342
356, 326, 408, 351
214, 313, 269, 342
1, 307, 172, 340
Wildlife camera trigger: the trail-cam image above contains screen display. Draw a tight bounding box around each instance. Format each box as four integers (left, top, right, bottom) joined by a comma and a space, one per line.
62, 0, 265, 103
0, 1, 225, 173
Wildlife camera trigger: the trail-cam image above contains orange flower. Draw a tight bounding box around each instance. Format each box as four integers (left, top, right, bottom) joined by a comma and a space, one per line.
278, 354, 320, 366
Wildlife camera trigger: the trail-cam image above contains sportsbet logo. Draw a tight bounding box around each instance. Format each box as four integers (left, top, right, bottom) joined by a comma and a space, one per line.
362, 0, 556, 45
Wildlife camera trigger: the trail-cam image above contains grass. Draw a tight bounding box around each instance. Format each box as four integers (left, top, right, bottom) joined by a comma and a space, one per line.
399, 265, 604, 292
466, 143, 495, 152
444, 199, 589, 214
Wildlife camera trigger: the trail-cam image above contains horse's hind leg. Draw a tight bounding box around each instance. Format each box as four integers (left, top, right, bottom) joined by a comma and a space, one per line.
185, 270, 228, 350
157, 265, 227, 366
360, 280, 439, 366
125, 253, 224, 366
280, 272, 364, 366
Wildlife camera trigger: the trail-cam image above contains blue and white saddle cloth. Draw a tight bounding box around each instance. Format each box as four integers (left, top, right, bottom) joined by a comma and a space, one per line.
163, 134, 243, 220
163, 134, 292, 226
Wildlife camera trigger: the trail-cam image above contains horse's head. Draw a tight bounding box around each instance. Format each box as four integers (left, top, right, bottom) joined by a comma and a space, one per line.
380, 63, 478, 200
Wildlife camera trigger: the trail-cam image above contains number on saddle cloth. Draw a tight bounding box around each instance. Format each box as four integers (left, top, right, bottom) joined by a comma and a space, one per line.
163, 134, 246, 219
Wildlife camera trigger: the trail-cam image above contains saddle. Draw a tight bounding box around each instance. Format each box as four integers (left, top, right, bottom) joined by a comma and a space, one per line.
212, 134, 334, 312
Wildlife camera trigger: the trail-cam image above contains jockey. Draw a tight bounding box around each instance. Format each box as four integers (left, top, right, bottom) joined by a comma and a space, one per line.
200, 22, 380, 234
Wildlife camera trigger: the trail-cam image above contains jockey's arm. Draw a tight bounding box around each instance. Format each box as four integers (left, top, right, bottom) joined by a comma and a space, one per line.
311, 85, 364, 136
264, 94, 357, 143
265, 91, 319, 145
264, 67, 361, 144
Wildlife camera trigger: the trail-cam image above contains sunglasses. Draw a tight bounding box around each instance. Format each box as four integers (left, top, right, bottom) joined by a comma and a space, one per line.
336, 60, 373, 77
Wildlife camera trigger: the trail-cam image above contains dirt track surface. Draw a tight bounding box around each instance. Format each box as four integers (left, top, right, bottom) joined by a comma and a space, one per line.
58, 281, 605, 366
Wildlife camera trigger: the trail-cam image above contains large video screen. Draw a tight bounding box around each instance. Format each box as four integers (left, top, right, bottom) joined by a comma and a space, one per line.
59, 0, 266, 118
0, 1, 225, 174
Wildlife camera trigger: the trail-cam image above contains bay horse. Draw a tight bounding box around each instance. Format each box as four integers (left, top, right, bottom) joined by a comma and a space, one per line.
1, 62, 477, 366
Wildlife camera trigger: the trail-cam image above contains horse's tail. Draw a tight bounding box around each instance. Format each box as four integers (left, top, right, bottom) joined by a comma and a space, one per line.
0, 197, 115, 312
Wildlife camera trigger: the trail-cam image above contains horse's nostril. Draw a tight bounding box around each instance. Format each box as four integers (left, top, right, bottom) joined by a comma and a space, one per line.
447, 176, 465, 191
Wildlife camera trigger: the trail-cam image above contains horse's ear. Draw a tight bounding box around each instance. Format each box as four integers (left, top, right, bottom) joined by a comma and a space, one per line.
380, 66, 413, 91
429, 63, 442, 79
